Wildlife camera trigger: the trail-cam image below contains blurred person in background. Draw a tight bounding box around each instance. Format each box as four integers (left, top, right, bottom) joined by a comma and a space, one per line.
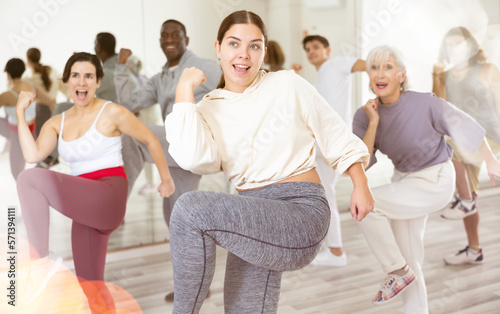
25, 47, 69, 168
263, 40, 286, 72
433, 26, 500, 265
293, 34, 366, 267
0, 58, 54, 180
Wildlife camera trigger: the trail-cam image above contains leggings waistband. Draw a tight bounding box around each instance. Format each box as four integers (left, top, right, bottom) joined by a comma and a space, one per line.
78, 166, 128, 181
239, 181, 326, 200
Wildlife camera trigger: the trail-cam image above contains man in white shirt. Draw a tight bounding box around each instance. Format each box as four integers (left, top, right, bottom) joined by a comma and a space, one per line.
294, 35, 366, 267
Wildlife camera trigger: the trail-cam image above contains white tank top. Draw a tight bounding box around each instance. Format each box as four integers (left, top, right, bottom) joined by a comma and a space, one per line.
58, 101, 124, 176
4, 89, 36, 125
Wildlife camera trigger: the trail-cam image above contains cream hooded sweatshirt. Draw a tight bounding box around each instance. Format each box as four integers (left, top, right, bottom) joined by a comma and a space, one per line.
165, 70, 369, 190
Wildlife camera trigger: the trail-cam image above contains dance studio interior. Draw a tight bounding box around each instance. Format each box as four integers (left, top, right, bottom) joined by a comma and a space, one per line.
1, 0, 499, 313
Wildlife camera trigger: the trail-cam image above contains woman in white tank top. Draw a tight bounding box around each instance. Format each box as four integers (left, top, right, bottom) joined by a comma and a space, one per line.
15, 52, 175, 312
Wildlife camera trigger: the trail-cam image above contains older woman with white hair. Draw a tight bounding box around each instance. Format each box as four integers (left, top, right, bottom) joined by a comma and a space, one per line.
353, 45, 500, 313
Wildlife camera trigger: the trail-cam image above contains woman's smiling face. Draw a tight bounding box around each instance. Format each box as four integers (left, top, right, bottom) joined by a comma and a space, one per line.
368, 55, 406, 104
215, 23, 267, 93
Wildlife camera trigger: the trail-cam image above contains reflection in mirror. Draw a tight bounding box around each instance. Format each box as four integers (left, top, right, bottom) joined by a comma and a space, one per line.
1, 0, 500, 260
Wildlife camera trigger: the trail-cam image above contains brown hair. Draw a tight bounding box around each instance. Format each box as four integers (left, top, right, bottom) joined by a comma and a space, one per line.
264, 40, 285, 72
438, 26, 487, 66
27, 47, 53, 91
302, 35, 329, 50
4, 58, 26, 79
216, 10, 268, 88
62, 52, 104, 83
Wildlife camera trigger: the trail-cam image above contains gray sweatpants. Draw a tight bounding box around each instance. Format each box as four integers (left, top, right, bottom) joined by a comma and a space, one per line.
0, 117, 35, 180
170, 182, 330, 314
35, 104, 52, 136
121, 124, 201, 226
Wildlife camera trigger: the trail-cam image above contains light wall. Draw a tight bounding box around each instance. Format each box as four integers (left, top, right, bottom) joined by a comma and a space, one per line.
359, 0, 500, 99
267, 0, 360, 82
3, 0, 498, 98
0, 0, 267, 91
266, 0, 500, 109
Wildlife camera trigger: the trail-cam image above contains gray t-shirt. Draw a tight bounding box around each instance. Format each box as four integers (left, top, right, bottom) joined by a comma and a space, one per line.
353, 91, 485, 172
96, 54, 118, 104
114, 50, 221, 120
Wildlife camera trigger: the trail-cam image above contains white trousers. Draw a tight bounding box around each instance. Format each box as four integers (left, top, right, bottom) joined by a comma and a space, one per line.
316, 155, 343, 248
359, 160, 455, 314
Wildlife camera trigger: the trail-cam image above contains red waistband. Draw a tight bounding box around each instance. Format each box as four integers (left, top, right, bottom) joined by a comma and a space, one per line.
78, 166, 128, 181
9, 122, 36, 133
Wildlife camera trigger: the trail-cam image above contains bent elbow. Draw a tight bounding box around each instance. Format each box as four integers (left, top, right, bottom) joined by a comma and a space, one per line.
170, 150, 220, 175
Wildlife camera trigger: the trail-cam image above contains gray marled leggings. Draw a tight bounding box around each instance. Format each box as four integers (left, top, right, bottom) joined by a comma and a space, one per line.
169, 182, 330, 314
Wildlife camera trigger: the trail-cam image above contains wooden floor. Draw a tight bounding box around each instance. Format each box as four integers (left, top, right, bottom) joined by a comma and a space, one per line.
103, 186, 500, 314
1, 137, 500, 313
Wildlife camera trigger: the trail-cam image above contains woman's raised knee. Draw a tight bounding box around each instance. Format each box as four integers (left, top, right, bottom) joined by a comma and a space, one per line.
16, 168, 37, 187
16, 168, 52, 190
170, 191, 214, 227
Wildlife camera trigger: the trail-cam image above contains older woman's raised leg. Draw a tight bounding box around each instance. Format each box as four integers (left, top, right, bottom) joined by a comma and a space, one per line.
358, 161, 455, 307
391, 216, 429, 314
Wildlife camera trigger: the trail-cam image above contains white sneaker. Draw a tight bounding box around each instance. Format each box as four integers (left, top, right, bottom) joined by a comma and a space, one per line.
310, 249, 347, 267
444, 246, 483, 265
441, 195, 476, 220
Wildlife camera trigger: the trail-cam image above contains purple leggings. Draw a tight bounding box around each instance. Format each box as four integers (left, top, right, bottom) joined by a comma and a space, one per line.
17, 168, 128, 281
0, 117, 35, 180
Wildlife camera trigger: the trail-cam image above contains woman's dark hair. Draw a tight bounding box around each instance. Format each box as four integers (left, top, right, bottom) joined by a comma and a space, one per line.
4, 58, 26, 79
438, 26, 487, 66
62, 52, 104, 83
216, 10, 268, 88
27, 47, 53, 91
265, 40, 285, 72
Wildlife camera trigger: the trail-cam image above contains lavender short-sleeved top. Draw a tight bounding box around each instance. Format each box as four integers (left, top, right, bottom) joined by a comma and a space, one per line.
353, 91, 485, 172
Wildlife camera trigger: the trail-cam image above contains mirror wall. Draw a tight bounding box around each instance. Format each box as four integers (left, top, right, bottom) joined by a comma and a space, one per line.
1, 0, 499, 258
